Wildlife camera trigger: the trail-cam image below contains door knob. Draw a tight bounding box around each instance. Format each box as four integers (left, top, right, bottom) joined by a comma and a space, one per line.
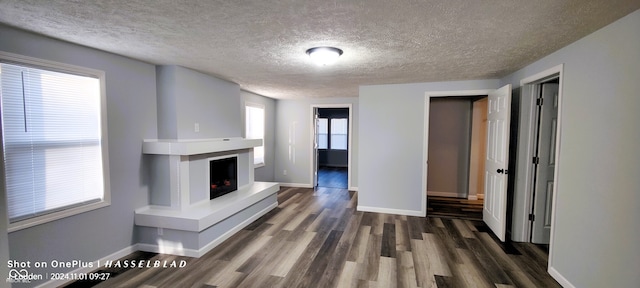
497, 169, 504, 174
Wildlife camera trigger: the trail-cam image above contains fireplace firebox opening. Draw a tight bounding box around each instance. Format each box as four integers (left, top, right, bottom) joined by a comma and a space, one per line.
209, 156, 238, 200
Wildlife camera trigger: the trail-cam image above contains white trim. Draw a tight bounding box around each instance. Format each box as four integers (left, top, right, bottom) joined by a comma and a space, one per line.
423, 89, 494, 219
467, 195, 478, 201
8, 201, 110, 233
517, 64, 564, 274
357, 205, 425, 217
1, 51, 111, 233
427, 89, 495, 97
36, 245, 138, 288
348, 186, 358, 192
309, 104, 353, 190
137, 201, 277, 258
548, 267, 576, 288
427, 191, 467, 198
520, 65, 563, 86
279, 182, 314, 188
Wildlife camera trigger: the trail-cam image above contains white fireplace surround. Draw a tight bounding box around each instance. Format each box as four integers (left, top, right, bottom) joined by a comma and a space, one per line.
134, 137, 279, 257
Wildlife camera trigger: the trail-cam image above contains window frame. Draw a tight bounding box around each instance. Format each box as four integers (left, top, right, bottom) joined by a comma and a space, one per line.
0, 51, 111, 232
244, 101, 265, 168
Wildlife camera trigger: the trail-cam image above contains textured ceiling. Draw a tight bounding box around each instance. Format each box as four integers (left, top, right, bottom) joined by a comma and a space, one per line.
0, 1, 639, 99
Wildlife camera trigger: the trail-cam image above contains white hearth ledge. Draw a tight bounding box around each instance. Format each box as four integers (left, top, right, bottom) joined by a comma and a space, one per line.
135, 181, 279, 232
143, 137, 262, 155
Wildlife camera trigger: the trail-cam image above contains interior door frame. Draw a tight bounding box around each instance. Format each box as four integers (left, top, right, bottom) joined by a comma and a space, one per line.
516, 64, 564, 272
423, 89, 494, 217
309, 103, 353, 190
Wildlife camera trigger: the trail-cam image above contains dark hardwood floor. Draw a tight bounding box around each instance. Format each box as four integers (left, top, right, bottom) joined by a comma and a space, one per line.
427, 196, 484, 221
65, 187, 560, 288
318, 166, 348, 189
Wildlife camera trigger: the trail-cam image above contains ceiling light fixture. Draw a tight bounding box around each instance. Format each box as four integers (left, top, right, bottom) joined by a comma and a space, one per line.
306, 47, 343, 66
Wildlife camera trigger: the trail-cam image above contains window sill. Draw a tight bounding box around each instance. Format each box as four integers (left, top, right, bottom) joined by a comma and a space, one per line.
254, 163, 265, 169
7, 200, 110, 233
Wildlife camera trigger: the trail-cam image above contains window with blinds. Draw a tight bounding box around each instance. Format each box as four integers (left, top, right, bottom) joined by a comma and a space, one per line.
330, 118, 348, 150
317, 118, 328, 149
0, 53, 109, 231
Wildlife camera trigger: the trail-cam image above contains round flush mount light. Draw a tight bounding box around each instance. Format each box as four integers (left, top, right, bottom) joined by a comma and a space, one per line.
306, 46, 343, 66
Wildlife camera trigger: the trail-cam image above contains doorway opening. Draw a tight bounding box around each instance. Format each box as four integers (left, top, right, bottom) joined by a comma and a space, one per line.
426, 96, 487, 221
424, 85, 513, 242
311, 104, 352, 190
513, 64, 564, 267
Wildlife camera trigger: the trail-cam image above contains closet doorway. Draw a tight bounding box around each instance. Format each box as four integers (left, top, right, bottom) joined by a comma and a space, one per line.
426, 96, 488, 220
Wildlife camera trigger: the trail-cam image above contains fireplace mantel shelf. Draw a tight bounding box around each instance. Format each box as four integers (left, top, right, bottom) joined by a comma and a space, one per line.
143, 137, 262, 156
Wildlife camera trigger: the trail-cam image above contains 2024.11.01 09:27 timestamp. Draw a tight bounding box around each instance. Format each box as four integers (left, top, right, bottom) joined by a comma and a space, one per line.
50, 272, 110, 281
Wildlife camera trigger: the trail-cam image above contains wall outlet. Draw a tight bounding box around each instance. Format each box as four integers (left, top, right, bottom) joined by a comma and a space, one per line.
157, 227, 163, 236
283, 170, 287, 176
194, 122, 200, 132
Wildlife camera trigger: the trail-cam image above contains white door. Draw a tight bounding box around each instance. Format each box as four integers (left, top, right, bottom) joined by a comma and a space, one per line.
532, 83, 558, 244
313, 108, 319, 187
483, 84, 512, 242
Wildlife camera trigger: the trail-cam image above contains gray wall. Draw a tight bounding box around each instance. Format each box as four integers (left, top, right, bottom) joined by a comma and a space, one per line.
358, 80, 499, 213
501, 9, 640, 288
241, 90, 276, 182
156, 65, 241, 140
0, 24, 158, 285
427, 98, 472, 197
275, 98, 359, 188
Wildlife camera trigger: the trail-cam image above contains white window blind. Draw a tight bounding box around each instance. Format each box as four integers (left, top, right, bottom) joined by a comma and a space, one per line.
1, 62, 105, 223
317, 118, 328, 149
330, 118, 348, 150
245, 104, 264, 166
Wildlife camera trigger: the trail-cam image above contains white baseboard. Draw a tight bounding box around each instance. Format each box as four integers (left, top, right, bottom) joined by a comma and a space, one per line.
349, 186, 358, 192
427, 191, 466, 198
37, 245, 138, 288
137, 201, 278, 258
548, 266, 575, 288
357, 205, 425, 217
279, 182, 313, 188
467, 195, 478, 200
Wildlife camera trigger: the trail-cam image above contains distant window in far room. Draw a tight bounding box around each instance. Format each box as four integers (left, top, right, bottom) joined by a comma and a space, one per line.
245, 103, 265, 167
317, 118, 328, 149
330, 118, 348, 150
